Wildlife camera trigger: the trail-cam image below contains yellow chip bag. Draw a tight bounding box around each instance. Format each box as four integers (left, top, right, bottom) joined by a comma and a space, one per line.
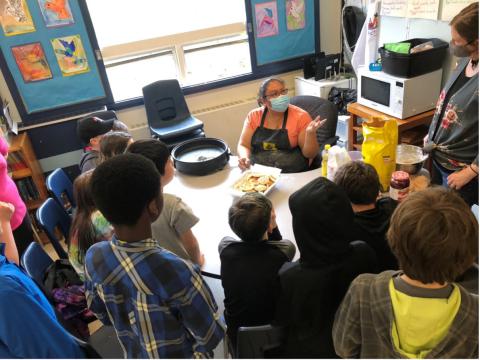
361, 118, 398, 192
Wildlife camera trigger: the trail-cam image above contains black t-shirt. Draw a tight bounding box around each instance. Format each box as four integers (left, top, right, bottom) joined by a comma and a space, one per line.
219, 237, 290, 348
274, 241, 377, 358
351, 197, 398, 272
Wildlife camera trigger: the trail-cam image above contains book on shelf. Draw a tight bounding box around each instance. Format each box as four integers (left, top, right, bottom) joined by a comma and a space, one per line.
7, 151, 27, 172
15, 177, 40, 202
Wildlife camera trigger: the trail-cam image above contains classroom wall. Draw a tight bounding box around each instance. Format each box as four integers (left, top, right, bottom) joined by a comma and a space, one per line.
345, 0, 458, 82
0, 0, 343, 177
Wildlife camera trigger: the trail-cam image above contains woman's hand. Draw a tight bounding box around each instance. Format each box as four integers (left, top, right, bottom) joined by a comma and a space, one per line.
447, 166, 477, 190
238, 157, 251, 171
306, 116, 327, 136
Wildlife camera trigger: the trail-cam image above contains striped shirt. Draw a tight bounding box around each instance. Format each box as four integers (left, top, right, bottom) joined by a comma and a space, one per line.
84, 237, 225, 358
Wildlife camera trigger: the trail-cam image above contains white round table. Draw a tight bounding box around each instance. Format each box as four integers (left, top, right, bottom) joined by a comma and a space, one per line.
166, 157, 321, 277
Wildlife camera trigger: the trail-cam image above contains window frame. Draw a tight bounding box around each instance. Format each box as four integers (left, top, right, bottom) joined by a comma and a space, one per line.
90, 0, 320, 111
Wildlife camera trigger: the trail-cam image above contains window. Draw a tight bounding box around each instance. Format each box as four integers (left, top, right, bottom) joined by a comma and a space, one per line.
86, 0, 250, 102
84, 0, 319, 106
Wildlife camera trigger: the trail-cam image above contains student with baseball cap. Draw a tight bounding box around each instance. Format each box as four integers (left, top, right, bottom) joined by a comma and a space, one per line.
77, 115, 128, 173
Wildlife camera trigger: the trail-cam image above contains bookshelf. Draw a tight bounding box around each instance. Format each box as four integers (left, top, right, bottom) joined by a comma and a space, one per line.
7, 132, 48, 210
7, 132, 49, 245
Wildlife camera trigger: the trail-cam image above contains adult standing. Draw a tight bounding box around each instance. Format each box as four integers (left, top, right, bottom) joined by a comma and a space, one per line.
237, 78, 325, 173
0, 129, 33, 256
425, 2, 479, 206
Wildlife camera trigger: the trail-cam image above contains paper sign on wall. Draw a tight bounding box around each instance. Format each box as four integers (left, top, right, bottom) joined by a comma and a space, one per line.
381, 0, 440, 20
407, 0, 440, 20
441, 0, 476, 21
381, 0, 408, 17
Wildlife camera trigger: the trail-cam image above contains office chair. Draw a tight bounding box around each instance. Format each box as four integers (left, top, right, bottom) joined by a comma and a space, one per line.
143, 79, 205, 148
46, 168, 75, 215
290, 95, 339, 151
36, 198, 70, 259
236, 325, 286, 358
290, 95, 339, 169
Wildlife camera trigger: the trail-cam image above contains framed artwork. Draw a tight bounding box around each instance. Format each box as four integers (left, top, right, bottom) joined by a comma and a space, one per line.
11, 42, 52, 82
0, 0, 35, 36
51, 34, 89, 76
38, 0, 74, 28
286, 0, 305, 31
255, 1, 278, 38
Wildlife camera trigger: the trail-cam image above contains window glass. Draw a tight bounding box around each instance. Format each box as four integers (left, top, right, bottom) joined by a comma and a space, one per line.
86, 0, 247, 48
183, 36, 251, 85
105, 52, 178, 102
86, 0, 249, 100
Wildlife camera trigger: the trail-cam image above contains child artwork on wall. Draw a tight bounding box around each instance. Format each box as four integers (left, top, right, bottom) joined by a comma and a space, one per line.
38, 0, 74, 28
0, 0, 35, 36
11, 43, 52, 82
255, 1, 278, 38
286, 0, 305, 31
51, 34, 89, 76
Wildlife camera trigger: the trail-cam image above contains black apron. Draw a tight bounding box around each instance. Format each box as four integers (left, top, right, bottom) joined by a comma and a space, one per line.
251, 108, 309, 173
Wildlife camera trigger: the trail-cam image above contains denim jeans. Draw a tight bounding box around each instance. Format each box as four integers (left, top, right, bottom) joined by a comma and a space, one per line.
432, 160, 479, 206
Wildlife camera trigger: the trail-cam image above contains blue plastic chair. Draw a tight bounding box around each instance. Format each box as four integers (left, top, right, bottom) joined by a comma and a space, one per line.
21, 244, 121, 357
46, 168, 76, 213
143, 79, 205, 148
21, 242, 53, 286
36, 198, 70, 259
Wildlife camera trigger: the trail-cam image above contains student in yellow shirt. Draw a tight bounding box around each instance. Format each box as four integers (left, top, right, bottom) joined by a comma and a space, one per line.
333, 187, 478, 359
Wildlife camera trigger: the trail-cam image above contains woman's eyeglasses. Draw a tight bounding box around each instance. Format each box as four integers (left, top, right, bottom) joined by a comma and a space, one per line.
264, 88, 288, 100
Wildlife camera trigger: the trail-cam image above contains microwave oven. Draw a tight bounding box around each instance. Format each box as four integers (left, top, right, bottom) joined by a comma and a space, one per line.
357, 67, 442, 119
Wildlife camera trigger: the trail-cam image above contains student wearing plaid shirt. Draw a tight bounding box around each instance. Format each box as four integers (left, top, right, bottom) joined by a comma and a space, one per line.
84, 154, 225, 358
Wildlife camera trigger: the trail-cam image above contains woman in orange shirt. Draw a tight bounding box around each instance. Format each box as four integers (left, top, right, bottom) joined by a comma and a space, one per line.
237, 78, 325, 173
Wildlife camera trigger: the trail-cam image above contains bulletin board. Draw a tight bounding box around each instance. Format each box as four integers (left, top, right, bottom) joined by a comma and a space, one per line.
0, 0, 112, 125
251, 0, 316, 66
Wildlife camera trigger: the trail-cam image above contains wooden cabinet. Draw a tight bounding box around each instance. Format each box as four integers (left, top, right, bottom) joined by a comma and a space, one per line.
7, 132, 48, 211
346, 102, 435, 151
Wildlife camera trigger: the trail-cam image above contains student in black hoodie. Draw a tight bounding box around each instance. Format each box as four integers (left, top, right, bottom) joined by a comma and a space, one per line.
219, 193, 295, 351
275, 177, 376, 358
334, 161, 398, 271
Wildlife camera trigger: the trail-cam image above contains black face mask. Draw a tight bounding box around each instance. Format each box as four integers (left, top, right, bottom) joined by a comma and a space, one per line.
449, 40, 473, 57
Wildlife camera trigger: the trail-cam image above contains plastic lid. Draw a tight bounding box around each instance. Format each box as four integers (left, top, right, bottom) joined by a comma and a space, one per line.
325, 144, 331, 150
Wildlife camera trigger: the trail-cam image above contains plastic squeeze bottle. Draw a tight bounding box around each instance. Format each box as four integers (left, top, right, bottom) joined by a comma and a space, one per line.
321, 144, 331, 177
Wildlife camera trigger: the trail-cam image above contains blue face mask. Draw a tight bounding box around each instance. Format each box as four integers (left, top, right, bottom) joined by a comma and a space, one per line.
269, 94, 290, 112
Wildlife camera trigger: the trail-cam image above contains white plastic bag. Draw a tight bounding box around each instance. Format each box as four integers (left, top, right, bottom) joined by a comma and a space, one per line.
327, 146, 351, 181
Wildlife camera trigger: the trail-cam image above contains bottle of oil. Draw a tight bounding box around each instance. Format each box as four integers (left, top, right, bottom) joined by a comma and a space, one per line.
321, 144, 331, 177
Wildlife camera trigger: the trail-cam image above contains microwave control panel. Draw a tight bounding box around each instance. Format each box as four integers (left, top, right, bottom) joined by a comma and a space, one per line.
393, 81, 405, 111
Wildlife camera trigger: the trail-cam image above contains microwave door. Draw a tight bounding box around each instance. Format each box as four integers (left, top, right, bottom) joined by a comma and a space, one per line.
361, 76, 391, 107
